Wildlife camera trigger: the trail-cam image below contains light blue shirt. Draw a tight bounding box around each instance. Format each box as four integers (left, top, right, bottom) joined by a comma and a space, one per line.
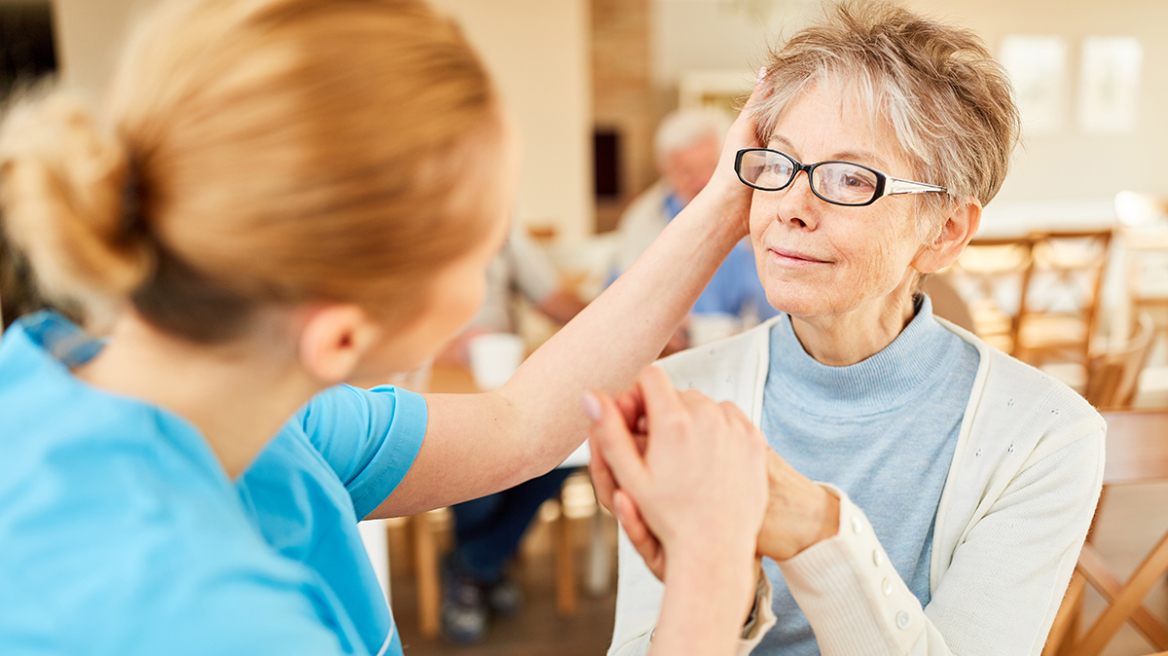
0, 312, 427, 656
692, 242, 779, 321
756, 296, 979, 655
611, 191, 779, 322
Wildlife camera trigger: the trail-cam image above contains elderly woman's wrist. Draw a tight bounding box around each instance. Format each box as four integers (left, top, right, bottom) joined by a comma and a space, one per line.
760, 484, 841, 561
814, 487, 841, 543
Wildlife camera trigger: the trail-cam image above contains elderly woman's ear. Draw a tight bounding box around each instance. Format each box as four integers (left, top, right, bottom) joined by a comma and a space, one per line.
911, 199, 982, 275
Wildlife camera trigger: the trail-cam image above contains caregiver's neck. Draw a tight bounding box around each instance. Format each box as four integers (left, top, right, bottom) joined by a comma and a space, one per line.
75, 309, 324, 480
789, 277, 918, 368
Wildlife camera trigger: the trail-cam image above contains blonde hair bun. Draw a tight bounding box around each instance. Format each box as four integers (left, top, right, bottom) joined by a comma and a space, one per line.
0, 90, 153, 319
2, 0, 499, 342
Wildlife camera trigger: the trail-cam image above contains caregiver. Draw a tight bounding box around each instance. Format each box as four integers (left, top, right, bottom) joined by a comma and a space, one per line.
0, 1, 767, 655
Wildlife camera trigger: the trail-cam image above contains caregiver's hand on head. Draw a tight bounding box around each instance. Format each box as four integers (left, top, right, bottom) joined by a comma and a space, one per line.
689, 67, 769, 240
584, 366, 768, 581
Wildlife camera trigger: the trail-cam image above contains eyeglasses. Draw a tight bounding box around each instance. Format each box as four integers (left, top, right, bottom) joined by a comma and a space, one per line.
734, 148, 947, 207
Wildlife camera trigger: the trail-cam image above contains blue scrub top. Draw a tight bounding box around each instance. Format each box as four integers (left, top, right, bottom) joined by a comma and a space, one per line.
0, 312, 427, 656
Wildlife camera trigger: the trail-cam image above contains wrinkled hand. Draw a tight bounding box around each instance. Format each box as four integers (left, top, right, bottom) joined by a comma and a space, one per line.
585, 366, 768, 582
756, 448, 840, 561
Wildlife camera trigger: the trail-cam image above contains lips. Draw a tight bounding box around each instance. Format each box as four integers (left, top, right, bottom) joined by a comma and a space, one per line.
768, 246, 829, 264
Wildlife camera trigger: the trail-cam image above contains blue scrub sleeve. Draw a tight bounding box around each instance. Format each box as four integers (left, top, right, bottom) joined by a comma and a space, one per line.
294, 384, 428, 518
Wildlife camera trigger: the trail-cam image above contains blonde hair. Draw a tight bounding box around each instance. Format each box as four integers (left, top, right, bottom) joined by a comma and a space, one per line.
755, 1, 1020, 216
0, 0, 501, 341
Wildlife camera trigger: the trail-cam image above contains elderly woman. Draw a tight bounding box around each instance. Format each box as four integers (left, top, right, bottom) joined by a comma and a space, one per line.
592, 2, 1105, 655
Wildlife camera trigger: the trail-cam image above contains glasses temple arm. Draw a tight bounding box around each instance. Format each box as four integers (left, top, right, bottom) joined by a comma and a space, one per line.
885, 177, 947, 196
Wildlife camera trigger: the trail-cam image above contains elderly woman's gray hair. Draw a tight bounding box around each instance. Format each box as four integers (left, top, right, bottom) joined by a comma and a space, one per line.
755, 0, 1020, 218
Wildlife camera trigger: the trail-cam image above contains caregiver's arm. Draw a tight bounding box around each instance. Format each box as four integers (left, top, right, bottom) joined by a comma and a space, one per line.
370, 76, 767, 517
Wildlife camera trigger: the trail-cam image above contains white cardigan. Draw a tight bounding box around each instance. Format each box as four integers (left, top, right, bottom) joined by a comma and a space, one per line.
609, 316, 1105, 656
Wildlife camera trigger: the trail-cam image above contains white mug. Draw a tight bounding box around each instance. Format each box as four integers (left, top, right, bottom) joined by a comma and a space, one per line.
467, 333, 525, 390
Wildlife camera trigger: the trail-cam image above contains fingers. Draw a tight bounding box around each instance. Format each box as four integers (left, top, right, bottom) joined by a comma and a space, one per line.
614, 489, 666, 582
635, 365, 686, 426
720, 400, 760, 441
614, 387, 646, 435
588, 437, 618, 513
742, 66, 769, 112
723, 67, 769, 158
586, 390, 649, 494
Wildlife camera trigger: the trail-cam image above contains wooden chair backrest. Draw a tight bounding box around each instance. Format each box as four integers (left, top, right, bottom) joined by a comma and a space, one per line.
1021, 229, 1114, 341
1085, 313, 1155, 410
1116, 192, 1168, 308
947, 236, 1036, 352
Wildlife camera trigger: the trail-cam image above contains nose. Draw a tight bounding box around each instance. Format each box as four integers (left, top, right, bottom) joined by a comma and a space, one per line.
772, 170, 819, 230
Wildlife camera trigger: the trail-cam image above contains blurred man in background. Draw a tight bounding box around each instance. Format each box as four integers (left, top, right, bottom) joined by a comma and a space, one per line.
612, 108, 778, 350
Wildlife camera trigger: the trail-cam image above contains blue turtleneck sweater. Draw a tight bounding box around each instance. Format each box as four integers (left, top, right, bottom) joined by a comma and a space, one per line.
755, 295, 979, 656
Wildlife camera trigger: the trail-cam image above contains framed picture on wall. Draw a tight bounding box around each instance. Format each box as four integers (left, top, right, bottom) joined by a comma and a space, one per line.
999, 35, 1068, 137
1077, 36, 1143, 135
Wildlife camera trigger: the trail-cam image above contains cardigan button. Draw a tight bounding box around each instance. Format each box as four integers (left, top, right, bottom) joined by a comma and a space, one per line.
881, 578, 892, 596
851, 516, 863, 534
872, 550, 883, 567
896, 611, 911, 629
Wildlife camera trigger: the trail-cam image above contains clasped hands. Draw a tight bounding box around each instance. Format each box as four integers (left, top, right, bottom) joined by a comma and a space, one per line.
585, 366, 841, 583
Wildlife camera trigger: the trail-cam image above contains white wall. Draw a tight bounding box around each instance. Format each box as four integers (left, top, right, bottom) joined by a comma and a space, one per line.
50, 0, 147, 98
430, 0, 594, 241
45, 0, 594, 240
652, 0, 1168, 208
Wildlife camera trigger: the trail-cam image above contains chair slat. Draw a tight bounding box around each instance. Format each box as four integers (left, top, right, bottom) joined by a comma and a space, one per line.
1076, 533, 1168, 656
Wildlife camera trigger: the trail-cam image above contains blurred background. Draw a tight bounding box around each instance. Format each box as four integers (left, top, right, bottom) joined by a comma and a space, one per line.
4, 1, 1168, 655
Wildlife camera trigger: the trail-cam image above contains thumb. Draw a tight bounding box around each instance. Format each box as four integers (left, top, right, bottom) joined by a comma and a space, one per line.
584, 390, 649, 494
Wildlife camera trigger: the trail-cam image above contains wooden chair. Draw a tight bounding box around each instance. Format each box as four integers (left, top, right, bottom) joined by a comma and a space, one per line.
945, 236, 1036, 354
1014, 230, 1114, 376
1084, 312, 1155, 409
1115, 193, 1168, 358
405, 474, 589, 639
1043, 410, 1168, 656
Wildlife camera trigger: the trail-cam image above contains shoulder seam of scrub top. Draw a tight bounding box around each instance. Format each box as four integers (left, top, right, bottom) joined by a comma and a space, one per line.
347, 384, 429, 519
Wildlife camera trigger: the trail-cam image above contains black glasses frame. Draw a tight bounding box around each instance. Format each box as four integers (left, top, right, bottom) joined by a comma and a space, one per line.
734, 148, 947, 207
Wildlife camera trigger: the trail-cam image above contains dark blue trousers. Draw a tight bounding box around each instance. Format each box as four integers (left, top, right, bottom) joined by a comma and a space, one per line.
449, 468, 574, 583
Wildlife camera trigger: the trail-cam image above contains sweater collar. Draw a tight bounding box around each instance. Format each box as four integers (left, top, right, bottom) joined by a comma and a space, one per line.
767, 295, 962, 415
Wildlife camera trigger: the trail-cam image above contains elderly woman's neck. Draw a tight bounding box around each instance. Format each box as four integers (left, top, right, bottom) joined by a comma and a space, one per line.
789, 290, 918, 367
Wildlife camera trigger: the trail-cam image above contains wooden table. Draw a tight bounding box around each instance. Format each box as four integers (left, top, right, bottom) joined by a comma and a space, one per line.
1100, 410, 1168, 486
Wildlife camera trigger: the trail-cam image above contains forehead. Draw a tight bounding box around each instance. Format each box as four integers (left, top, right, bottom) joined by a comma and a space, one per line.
765, 82, 910, 174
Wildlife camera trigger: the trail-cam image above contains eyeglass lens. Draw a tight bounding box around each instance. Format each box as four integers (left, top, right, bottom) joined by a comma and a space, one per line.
738, 150, 879, 205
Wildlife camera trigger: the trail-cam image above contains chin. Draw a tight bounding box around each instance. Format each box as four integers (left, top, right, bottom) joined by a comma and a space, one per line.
763, 281, 831, 318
